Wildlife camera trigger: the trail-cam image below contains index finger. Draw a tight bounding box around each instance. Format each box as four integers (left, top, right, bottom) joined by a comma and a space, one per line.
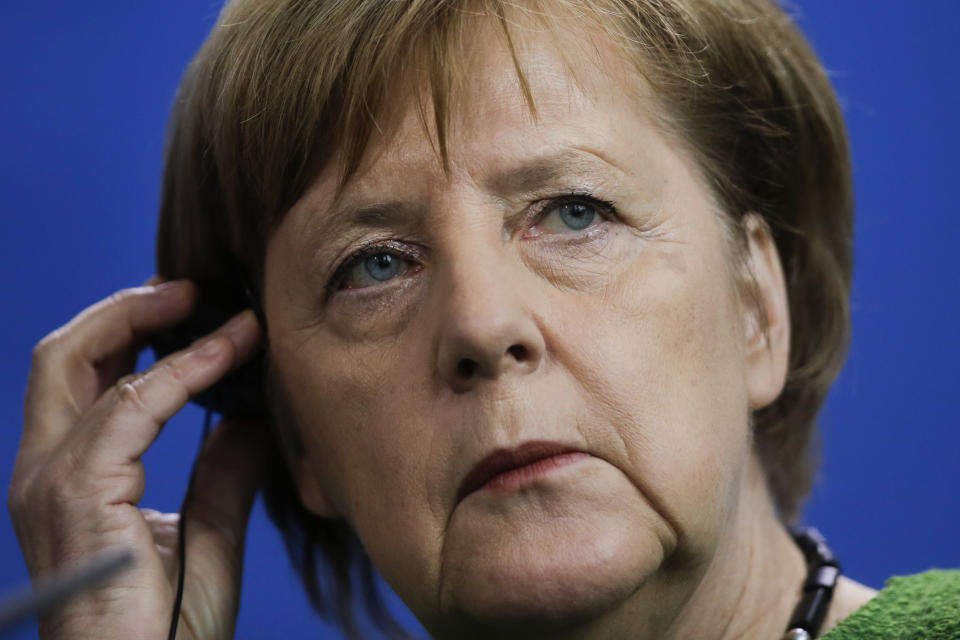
74, 310, 262, 468
24, 281, 197, 441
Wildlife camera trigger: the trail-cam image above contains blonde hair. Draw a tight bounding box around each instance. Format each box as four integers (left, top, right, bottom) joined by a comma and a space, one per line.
156, 0, 852, 634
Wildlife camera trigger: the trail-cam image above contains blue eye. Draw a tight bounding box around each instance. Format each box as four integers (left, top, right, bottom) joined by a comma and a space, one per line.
538, 198, 609, 234
332, 250, 411, 290
364, 254, 403, 281
557, 202, 595, 230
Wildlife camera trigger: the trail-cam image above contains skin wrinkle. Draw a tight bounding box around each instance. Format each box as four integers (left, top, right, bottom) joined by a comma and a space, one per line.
261, 12, 815, 638
723, 460, 807, 640
529, 231, 617, 294
492, 235, 689, 573
716, 519, 755, 640
493, 91, 693, 607
434, 370, 557, 615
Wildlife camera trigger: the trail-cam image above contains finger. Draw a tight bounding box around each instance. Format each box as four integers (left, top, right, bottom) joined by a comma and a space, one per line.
186, 419, 268, 579
90, 345, 140, 403
183, 419, 269, 639
23, 281, 197, 442
72, 310, 262, 467
52, 280, 196, 370
95, 277, 170, 387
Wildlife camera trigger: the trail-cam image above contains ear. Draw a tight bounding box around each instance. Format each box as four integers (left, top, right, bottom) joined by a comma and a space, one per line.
741, 214, 790, 410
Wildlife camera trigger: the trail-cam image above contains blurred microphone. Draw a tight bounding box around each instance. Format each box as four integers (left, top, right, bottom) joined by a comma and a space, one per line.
0, 548, 135, 635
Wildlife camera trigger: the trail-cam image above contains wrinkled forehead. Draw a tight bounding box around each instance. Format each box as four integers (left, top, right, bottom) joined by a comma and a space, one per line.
272, 28, 720, 284
308, 6, 659, 208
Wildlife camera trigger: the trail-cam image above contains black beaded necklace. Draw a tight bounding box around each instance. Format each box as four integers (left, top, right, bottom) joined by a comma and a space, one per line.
781, 527, 842, 640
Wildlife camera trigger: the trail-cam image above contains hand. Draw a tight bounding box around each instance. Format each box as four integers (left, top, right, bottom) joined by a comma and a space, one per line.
8, 280, 265, 639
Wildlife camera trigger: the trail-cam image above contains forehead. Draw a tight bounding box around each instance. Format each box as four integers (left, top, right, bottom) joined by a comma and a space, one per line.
295, 13, 666, 213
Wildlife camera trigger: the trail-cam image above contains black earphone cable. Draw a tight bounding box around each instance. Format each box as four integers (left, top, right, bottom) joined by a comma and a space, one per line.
781, 527, 841, 640
167, 408, 215, 640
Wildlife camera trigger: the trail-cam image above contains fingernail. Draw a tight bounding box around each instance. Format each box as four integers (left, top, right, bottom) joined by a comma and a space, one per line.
196, 336, 226, 357
219, 309, 257, 341
154, 280, 183, 295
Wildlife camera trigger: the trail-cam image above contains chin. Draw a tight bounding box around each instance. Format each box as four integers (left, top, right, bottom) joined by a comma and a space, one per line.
433, 464, 668, 638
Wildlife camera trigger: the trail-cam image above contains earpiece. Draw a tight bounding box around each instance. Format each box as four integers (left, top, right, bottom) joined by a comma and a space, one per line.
148, 284, 268, 417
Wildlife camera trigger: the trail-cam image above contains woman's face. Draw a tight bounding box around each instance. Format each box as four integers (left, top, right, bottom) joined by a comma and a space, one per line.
264, 18, 786, 636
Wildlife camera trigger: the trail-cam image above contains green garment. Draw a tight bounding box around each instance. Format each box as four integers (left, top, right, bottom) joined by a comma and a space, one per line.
821, 569, 960, 639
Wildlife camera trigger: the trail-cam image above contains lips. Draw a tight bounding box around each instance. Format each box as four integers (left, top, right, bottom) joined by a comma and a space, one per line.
456, 441, 586, 502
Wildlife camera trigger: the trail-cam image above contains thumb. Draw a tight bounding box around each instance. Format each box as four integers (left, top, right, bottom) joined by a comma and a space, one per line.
181, 418, 269, 635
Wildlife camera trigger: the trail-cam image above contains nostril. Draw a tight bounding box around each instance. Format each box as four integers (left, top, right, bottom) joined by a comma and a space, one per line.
457, 359, 478, 379
507, 344, 528, 361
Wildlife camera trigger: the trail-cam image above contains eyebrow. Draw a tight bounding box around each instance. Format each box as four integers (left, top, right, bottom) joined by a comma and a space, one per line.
299, 198, 424, 278
303, 199, 424, 257
340, 201, 423, 231
485, 149, 618, 196
304, 147, 622, 253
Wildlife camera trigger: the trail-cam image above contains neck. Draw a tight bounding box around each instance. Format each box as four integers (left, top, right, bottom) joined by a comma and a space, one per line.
528, 455, 808, 640
673, 467, 807, 640
642, 456, 807, 640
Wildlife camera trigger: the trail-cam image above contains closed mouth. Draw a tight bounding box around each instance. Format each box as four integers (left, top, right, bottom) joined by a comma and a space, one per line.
457, 441, 587, 502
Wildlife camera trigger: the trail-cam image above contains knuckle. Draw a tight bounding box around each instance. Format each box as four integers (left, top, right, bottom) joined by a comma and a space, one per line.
42, 450, 113, 508
154, 357, 188, 383
9, 457, 72, 516
32, 330, 63, 366
43, 453, 81, 495
7, 477, 29, 518
113, 377, 149, 414
114, 372, 139, 388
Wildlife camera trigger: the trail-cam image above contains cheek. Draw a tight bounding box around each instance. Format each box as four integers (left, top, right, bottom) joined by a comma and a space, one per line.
274, 330, 449, 592
276, 336, 416, 505
558, 238, 751, 546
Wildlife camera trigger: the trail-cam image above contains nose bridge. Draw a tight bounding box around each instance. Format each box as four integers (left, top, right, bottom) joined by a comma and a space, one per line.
432, 203, 545, 391
446, 239, 516, 335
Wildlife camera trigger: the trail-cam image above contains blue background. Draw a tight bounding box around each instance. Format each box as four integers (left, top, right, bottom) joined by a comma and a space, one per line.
1, 1, 957, 638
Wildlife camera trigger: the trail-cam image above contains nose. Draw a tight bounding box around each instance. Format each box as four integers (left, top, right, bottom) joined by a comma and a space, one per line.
434, 242, 546, 392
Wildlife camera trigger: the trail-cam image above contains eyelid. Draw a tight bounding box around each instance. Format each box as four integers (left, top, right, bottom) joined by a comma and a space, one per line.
326, 239, 424, 293
526, 192, 618, 229
324, 192, 616, 293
